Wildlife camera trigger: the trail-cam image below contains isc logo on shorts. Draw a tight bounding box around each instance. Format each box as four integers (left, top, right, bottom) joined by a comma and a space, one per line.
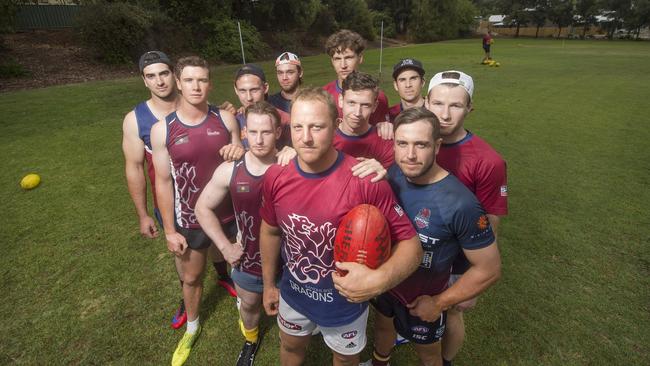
341, 330, 357, 339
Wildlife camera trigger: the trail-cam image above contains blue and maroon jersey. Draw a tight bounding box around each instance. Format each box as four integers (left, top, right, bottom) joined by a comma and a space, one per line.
260, 152, 416, 327
388, 103, 402, 123
323, 80, 390, 125
166, 105, 234, 229
387, 165, 495, 305
229, 156, 264, 276
134, 101, 159, 207
333, 126, 394, 168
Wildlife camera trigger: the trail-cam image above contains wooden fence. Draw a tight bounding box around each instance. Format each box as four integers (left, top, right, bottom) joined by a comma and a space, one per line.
14, 5, 80, 31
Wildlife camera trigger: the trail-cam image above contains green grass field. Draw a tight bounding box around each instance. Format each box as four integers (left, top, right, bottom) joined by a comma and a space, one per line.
1, 38, 649, 365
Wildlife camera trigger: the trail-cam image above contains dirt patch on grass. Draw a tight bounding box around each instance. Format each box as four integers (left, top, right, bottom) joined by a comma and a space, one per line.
0, 29, 136, 93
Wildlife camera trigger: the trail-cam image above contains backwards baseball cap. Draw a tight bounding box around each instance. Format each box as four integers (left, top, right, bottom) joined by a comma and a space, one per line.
235, 63, 266, 83
139, 51, 172, 73
428, 70, 474, 101
392, 58, 425, 80
275, 52, 301, 67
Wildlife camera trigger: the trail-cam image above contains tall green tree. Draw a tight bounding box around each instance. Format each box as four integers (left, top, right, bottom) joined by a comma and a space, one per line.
323, 0, 376, 40
499, 0, 531, 37
599, 0, 632, 38
408, 0, 476, 42
625, 0, 650, 39
547, 0, 574, 37
529, 0, 549, 38
574, 0, 599, 38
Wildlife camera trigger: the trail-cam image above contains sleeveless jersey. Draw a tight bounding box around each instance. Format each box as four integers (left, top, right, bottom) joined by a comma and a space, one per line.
166, 106, 234, 229
323, 80, 390, 125
260, 152, 416, 327
333, 126, 394, 168
387, 166, 495, 305
229, 157, 264, 276
134, 101, 159, 207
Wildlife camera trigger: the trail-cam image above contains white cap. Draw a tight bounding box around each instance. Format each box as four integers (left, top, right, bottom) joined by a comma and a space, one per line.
428, 70, 474, 101
275, 52, 301, 67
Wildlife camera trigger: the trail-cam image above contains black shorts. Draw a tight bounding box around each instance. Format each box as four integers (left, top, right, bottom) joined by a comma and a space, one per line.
175, 220, 237, 250
483, 45, 491, 52
371, 293, 447, 344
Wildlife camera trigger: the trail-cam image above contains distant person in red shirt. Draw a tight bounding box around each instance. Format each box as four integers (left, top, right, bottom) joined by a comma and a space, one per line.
323, 29, 390, 126
482, 31, 493, 62
426, 70, 508, 366
389, 58, 426, 123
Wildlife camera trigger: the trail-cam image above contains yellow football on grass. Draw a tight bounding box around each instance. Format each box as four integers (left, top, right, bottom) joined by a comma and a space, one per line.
20, 173, 41, 190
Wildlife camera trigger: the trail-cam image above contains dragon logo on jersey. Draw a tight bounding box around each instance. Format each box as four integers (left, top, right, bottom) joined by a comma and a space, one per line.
414, 207, 431, 229
173, 162, 200, 227
281, 213, 336, 285
236, 210, 261, 272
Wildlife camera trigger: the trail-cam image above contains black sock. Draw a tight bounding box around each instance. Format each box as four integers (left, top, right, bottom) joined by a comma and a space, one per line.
443, 358, 453, 366
213, 261, 229, 279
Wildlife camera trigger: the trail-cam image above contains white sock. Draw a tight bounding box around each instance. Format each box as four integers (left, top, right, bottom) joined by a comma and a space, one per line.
186, 317, 200, 334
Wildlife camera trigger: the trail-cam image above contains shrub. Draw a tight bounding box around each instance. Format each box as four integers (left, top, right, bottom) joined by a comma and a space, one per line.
200, 18, 271, 64
371, 10, 396, 38
270, 32, 305, 56
76, 2, 174, 64
0, 59, 30, 78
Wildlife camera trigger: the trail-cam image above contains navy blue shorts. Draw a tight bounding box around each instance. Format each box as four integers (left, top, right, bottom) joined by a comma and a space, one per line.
372, 293, 447, 344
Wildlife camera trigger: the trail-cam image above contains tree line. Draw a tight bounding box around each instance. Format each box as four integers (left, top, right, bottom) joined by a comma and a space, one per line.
483, 0, 650, 39
2, 0, 479, 64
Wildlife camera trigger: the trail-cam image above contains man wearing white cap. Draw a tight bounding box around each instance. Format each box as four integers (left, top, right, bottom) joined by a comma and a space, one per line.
268, 51, 303, 114
426, 70, 508, 366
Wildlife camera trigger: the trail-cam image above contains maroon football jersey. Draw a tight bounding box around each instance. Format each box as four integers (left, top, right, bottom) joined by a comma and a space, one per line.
166, 106, 235, 229
333, 126, 394, 168
388, 103, 402, 123
323, 80, 390, 125
436, 131, 508, 216
229, 157, 264, 276
260, 152, 416, 326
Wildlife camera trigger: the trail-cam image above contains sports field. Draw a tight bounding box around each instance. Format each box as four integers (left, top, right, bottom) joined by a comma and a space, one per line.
1, 38, 648, 365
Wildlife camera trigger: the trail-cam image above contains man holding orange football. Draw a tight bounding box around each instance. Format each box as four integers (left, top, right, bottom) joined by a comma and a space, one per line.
362, 107, 502, 366
259, 87, 422, 366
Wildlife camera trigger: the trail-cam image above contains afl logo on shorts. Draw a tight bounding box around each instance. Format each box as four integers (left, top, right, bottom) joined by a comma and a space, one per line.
342, 330, 358, 339
278, 314, 302, 331
411, 325, 429, 334
414, 207, 431, 229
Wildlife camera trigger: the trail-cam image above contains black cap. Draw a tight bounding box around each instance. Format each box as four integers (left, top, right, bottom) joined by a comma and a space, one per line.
235, 64, 266, 83
139, 51, 173, 73
392, 58, 425, 80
